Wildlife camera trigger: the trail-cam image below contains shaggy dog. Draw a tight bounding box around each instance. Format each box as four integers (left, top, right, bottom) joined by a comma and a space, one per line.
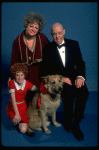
26, 75, 63, 136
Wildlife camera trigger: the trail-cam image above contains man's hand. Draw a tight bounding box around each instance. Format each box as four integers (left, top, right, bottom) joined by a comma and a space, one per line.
75, 77, 85, 88
62, 78, 72, 86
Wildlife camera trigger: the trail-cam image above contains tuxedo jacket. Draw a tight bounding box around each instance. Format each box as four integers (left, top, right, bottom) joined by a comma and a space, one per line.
39, 38, 86, 82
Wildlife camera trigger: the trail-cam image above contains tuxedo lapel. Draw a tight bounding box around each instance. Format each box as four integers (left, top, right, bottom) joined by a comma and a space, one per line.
56, 47, 65, 68
64, 38, 69, 67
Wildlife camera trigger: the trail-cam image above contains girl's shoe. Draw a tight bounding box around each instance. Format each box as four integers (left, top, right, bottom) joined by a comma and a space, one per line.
26, 131, 35, 137
13, 124, 19, 130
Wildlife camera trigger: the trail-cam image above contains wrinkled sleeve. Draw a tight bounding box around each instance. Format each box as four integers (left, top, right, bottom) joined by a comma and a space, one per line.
27, 81, 38, 91
9, 80, 15, 93
75, 41, 86, 79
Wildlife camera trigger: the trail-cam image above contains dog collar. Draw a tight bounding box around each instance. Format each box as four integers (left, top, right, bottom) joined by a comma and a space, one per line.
40, 80, 48, 94
38, 80, 55, 107
38, 80, 48, 108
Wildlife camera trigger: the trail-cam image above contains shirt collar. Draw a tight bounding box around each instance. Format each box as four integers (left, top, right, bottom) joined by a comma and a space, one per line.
14, 79, 26, 90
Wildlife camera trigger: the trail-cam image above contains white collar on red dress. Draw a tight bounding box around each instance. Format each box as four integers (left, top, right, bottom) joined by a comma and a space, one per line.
14, 79, 26, 90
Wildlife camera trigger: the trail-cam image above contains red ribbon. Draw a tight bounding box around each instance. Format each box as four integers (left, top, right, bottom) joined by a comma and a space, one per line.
38, 95, 41, 107
38, 80, 48, 107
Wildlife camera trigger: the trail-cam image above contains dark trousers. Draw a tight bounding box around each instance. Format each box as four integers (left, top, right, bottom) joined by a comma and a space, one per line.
61, 83, 89, 122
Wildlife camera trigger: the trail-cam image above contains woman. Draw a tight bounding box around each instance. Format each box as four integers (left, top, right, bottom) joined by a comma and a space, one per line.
6, 63, 37, 136
9, 12, 49, 88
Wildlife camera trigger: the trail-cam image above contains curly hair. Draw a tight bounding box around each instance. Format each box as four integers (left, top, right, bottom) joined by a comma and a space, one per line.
23, 12, 46, 32
10, 63, 28, 78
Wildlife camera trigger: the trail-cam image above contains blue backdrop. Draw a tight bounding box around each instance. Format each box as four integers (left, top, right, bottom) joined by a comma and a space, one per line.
1, 2, 98, 92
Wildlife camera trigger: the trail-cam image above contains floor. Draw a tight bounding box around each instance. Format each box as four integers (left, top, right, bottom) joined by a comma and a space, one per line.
1, 90, 98, 147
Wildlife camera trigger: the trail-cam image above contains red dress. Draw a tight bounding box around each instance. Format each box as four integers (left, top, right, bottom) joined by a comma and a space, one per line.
6, 80, 36, 123
10, 31, 49, 88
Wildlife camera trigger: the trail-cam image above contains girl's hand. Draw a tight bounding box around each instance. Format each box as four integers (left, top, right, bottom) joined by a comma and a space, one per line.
12, 114, 21, 124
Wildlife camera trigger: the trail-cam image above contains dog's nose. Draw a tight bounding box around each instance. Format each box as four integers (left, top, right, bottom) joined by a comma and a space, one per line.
58, 87, 63, 92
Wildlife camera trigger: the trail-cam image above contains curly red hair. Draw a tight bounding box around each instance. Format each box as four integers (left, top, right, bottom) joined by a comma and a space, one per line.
10, 63, 28, 78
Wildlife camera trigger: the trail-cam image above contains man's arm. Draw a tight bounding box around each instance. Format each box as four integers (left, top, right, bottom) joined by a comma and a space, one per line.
75, 41, 86, 88
75, 41, 86, 79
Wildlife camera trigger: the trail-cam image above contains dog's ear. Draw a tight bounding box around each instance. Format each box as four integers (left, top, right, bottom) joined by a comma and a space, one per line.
41, 76, 49, 83
59, 75, 64, 80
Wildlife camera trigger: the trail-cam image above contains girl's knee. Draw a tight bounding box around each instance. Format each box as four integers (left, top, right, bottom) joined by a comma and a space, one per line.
20, 127, 27, 133
19, 124, 27, 133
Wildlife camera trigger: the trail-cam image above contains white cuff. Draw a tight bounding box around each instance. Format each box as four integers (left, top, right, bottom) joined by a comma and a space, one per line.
77, 76, 85, 81
9, 89, 15, 93
31, 85, 38, 91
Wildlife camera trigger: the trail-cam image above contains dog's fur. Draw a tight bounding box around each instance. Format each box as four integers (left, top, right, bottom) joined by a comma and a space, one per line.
26, 75, 63, 135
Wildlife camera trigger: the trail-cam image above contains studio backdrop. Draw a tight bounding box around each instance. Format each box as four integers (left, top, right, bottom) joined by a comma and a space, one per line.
1, 2, 98, 92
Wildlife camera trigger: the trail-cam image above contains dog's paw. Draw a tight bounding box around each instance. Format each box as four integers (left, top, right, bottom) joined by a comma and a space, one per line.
53, 122, 61, 127
45, 128, 51, 134
35, 127, 42, 131
46, 121, 50, 126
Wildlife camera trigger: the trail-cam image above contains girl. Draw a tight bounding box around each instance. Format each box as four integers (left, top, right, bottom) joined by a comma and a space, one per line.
6, 63, 37, 136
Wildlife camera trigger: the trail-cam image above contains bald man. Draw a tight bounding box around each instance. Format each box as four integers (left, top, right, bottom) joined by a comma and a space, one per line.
40, 23, 89, 141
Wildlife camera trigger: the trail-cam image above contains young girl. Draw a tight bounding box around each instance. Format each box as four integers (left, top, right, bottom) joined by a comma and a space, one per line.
6, 63, 37, 136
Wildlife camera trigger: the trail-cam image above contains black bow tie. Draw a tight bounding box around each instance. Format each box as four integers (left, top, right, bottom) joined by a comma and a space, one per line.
58, 43, 66, 49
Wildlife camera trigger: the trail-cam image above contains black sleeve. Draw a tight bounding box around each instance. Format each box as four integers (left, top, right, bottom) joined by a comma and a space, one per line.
39, 46, 52, 79
75, 41, 86, 79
